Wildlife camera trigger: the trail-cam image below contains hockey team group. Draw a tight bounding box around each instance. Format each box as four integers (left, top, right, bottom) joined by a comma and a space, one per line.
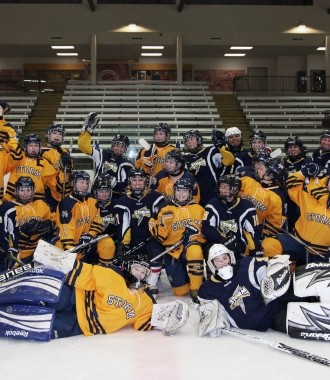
0, 101, 329, 346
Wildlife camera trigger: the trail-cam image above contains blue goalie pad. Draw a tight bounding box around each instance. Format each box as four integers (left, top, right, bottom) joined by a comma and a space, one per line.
0, 304, 54, 342
0, 268, 65, 305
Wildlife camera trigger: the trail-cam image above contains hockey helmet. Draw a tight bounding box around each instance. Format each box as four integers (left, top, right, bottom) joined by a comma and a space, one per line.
15, 176, 35, 204
173, 177, 193, 206
319, 130, 330, 152
207, 244, 236, 280
225, 127, 243, 153
111, 134, 129, 157
164, 150, 185, 176
71, 170, 90, 197
24, 133, 42, 158
46, 123, 65, 147
183, 129, 203, 153
249, 130, 266, 152
284, 136, 305, 160
128, 167, 147, 197
93, 173, 115, 206
217, 175, 241, 201
154, 123, 171, 146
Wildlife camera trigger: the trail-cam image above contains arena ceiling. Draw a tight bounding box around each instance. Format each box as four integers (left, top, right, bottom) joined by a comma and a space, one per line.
0, 0, 329, 62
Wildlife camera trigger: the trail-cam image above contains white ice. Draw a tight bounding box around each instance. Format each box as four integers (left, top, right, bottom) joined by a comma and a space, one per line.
1, 273, 329, 380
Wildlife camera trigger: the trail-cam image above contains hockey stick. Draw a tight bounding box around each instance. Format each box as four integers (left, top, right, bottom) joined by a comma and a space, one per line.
280, 228, 325, 260
270, 148, 282, 158
150, 240, 183, 263
139, 138, 156, 187
223, 328, 330, 367
61, 137, 74, 200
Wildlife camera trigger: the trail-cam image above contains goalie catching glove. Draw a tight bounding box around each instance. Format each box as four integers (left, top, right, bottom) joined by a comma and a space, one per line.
19, 219, 54, 238
82, 112, 99, 135
260, 255, 291, 304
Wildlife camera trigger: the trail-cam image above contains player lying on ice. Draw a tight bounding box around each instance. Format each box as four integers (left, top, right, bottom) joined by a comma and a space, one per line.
197, 244, 330, 341
0, 241, 189, 342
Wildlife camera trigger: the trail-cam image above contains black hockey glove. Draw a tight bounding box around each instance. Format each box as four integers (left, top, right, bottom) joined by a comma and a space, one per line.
115, 242, 129, 264
0, 101, 11, 114
5, 247, 20, 270
77, 233, 94, 255
82, 112, 99, 135
60, 152, 73, 172
181, 224, 199, 246
211, 129, 226, 148
300, 162, 320, 177
19, 219, 54, 238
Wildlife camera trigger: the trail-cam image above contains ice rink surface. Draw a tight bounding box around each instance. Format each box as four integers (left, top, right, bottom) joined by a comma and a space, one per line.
1, 272, 329, 380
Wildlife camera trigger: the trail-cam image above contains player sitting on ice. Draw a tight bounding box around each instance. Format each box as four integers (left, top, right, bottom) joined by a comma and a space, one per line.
0, 248, 189, 341
197, 244, 330, 341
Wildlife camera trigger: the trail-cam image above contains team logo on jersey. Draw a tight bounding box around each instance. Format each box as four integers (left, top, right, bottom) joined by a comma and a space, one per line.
16, 166, 42, 179
229, 285, 250, 314
189, 157, 206, 175
103, 161, 118, 173
61, 211, 68, 219
132, 206, 151, 226
102, 215, 116, 229
220, 219, 238, 235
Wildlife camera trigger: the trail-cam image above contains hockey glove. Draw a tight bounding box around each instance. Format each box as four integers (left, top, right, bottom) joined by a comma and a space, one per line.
181, 224, 199, 246
249, 249, 264, 257
0, 131, 9, 143
5, 247, 20, 270
0, 101, 11, 115
19, 219, 54, 238
77, 233, 94, 255
211, 129, 226, 148
60, 152, 73, 172
114, 242, 129, 264
300, 162, 320, 177
316, 166, 330, 178
260, 255, 291, 304
82, 112, 99, 135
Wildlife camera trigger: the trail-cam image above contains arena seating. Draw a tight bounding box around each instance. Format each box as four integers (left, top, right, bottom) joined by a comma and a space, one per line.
1, 95, 37, 133
237, 95, 330, 151
59, 81, 222, 159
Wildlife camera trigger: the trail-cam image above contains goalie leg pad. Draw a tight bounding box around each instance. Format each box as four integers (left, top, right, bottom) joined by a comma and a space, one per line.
151, 300, 189, 336
0, 268, 65, 305
0, 304, 55, 342
287, 302, 330, 341
198, 300, 230, 337
294, 262, 330, 302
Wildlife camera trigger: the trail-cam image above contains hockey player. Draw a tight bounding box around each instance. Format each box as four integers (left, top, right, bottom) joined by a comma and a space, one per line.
4, 133, 66, 203
151, 149, 201, 204
114, 168, 165, 294
225, 127, 246, 154
262, 162, 330, 262
42, 123, 73, 211
183, 129, 235, 206
78, 112, 133, 198
239, 157, 287, 256
56, 170, 115, 266
0, 249, 189, 340
202, 175, 262, 259
0, 102, 23, 199
311, 129, 330, 168
148, 178, 206, 302
197, 244, 330, 342
136, 122, 176, 183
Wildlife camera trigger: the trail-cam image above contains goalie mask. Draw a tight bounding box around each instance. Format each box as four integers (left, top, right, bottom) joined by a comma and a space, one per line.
217, 175, 241, 203
24, 134, 42, 158
173, 178, 193, 206
284, 136, 305, 161
71, 170, 90, 198
93, 173, 114, 207
207, 244, 236, 281
15, 176, 35, 204
183, 129, 203, 153
128, 168, 147, 197
225, 127, 243, 153
164, 150, 185, 176
249, 130, 266, 153
46, 123, 65, 147
154, 123, 171, 147
111, 134, 129, 158
123, 254, 151, 284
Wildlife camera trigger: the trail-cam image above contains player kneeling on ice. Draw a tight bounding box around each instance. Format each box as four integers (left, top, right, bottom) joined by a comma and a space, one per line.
197, 244, 330, 341
0, 245, 188, 342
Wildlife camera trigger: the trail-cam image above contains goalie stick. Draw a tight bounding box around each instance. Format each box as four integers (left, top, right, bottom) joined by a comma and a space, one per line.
223, 328, 330, 367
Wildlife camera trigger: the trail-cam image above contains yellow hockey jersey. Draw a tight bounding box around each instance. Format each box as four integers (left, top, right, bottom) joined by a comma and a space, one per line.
66, 260, 155, 335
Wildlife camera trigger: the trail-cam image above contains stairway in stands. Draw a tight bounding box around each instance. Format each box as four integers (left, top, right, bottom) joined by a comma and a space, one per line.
212, 93, 250, 144
25, 93, 63, 141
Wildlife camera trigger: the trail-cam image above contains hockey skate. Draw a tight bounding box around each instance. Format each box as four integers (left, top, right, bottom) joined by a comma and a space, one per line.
151, 300, 189, 336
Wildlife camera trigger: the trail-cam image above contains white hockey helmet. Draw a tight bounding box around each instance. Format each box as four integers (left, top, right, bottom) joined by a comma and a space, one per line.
207, 244, 236, 280
225, 127, 241, 138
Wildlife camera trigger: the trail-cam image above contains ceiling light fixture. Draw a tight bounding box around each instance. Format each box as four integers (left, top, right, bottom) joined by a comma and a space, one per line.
297, 21, 306, 29
141, 53, 162, 57
128, 21, 137, 29
56, 52, 78, 56
317, 47, 326, 51
230, 46, 253, 50
224, 53, 246, 57
142, 46, 164, 50
51, 46, 74, 49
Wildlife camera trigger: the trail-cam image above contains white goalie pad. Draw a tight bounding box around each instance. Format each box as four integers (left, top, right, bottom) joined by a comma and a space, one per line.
198, 299, 230, 338
294, 262, 330, 302
287, 302, 330, 341
151, 300, 189, 336
34, 240, 77, 274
